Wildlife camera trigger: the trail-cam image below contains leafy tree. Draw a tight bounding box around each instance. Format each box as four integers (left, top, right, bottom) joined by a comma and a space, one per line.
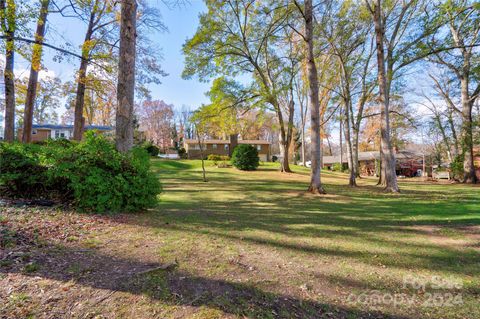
22, 0, 50, 143
425, 0, 480, 183
183, 0, 299, 173
15, 75, 62, 125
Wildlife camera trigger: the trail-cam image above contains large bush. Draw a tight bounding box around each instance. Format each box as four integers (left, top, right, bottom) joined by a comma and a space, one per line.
0, 143, 46, 198
0, 133, 161, 213
231, 144, 259, 171
142, 142, 160, 157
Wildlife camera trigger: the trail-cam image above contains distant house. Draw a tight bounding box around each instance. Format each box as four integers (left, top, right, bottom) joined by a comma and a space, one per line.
184, 137, 271, 161
17, 124, 113, 142
323, 150, 428, 177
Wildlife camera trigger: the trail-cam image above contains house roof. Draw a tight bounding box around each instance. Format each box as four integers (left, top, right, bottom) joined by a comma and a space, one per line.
184, 139, 271, 145
238, 140, 271, 145
323, 150, 423, 164
32, 124, 113, 131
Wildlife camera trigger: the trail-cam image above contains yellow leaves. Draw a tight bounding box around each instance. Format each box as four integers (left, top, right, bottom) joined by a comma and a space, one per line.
81, 39, 97, 57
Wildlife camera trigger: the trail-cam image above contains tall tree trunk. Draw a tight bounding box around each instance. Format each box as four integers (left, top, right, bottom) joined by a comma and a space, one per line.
115, 0, 137, 153
305, 0, 325, 194
460, 79, 476, 183
73, 9, 96, 141
22, 0, 49, 143
339, 113, 343, 168
1, 0, 15, 142
300, 99, 307, 166
3, 46, 15, 142
372, 0, 399, 192
275, 100, 292, 173
343, 101, 356, 186
352, 125, 360, 177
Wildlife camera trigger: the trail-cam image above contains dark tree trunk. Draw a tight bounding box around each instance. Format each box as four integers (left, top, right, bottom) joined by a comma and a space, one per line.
3, 35, 15, 141
352, 126, 360, 177
372, 0, 399, 192
115, 0, 137, 153
73, 10, 96, 141
22, 0, 49, 143
305, 0, 325, 194
0, 0, 15, 142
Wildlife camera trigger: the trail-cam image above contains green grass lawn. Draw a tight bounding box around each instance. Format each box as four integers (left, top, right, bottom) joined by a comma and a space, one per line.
2, 159, 479, 318
142, 159, 480, 318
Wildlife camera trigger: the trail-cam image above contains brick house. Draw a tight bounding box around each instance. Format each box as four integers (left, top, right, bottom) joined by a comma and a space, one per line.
184, 138, 271, 162
17, 124, 113, 142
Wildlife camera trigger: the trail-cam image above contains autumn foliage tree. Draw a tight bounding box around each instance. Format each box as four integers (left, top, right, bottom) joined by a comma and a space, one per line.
138, 100, 174, 152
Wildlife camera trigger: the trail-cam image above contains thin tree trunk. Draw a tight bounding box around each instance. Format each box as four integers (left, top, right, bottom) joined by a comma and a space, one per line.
339, 113, 343, 169
115, 0, 137, 153
196, 128, 207, 182
352, 126, 360, 177
305, 0, 325, 194
372, 0, 399, 192
343, 102, 356, 186
22, 0, 49, 143
73, 9, 96, 141
327, 135, 333, 156
300, 99, 306, 166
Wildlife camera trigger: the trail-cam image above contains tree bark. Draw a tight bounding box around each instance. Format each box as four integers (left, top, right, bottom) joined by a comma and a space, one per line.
275, 98, 293, 173
460, 78, 476, 183
115, 0, 137, 153
22, 0, 49, 143
73, 8, 96, 141
1, 0, 15, 142
300, 98, 307, 166
343, 101, 356, 186
371, 0, 399, 192
352, 125, 360, 177
305, 0, 325, 194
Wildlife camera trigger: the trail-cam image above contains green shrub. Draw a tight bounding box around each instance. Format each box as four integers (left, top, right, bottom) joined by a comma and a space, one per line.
0, 143, 46, 198
207, 154, 222, 162
231, 144, 259, 171
142, 142, 160, 157
450, 154, 464, 180
0, 133, 161, 213
177, 147, 187, 159
332, 162, 343, 171
207, 154, 230, 166
272, 155, 278, 162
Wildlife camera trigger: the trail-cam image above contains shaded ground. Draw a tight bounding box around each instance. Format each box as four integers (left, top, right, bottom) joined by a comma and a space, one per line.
1, 160, 479, 318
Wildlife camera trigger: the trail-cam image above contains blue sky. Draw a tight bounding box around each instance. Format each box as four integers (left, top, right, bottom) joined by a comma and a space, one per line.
17, 0, 210, 114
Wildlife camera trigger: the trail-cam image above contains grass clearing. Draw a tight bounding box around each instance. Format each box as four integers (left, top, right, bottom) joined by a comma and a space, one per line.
1, 159, 479, 318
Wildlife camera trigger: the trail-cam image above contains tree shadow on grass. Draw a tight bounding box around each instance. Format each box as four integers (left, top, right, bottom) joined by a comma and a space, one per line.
0, 233, 409, 319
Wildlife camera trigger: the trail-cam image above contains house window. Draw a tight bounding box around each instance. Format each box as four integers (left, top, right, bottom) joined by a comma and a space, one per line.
257, 145, 261, 151
55, 130, 65, 139
32, 129, 37, 135
212, 144, 217, 149
224, 144, 229, 150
